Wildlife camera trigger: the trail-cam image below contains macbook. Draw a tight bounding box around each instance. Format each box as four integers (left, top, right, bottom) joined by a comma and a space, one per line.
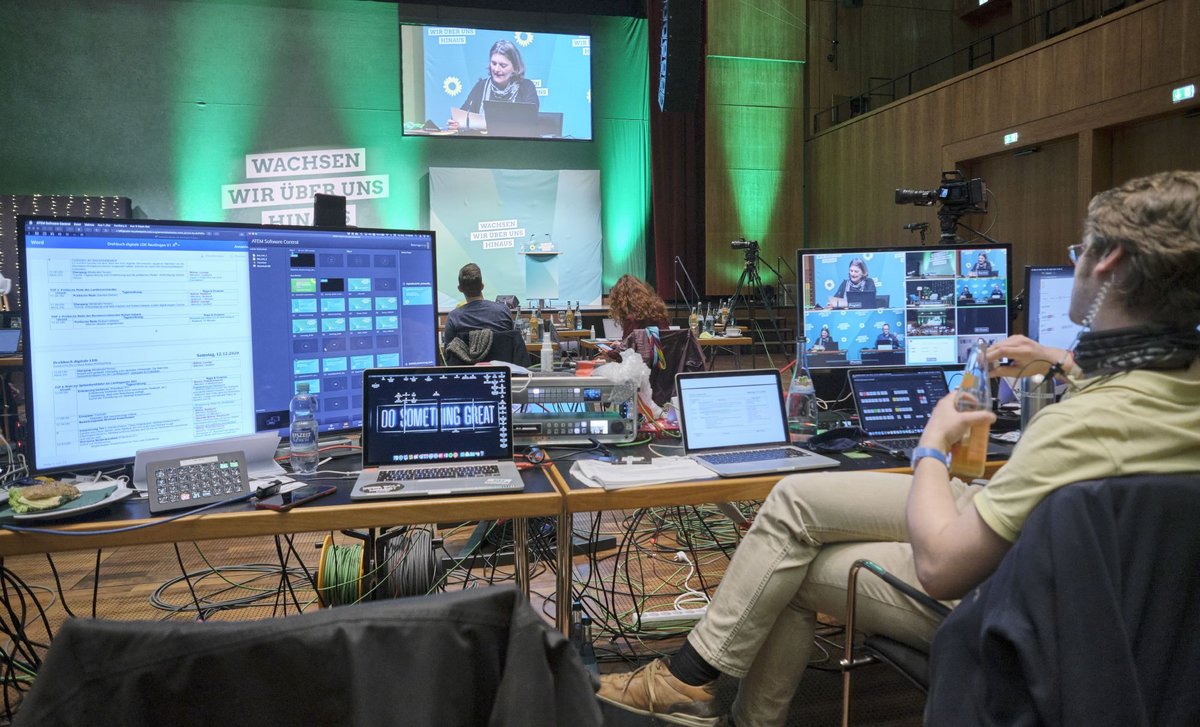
676, 369, 838, 478
845, 290, 877, 309
351, 366, 524, 499
847, 367, 949, 459
850, 367, 1007, 460
482, 100, 540, 138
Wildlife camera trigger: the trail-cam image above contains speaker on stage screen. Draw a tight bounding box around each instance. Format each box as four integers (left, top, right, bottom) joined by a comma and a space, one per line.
658, 0, 702, 113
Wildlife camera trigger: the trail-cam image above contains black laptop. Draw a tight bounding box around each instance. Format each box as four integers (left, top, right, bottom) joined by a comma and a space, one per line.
351, 366, 524, 499
847, 368, 949, 458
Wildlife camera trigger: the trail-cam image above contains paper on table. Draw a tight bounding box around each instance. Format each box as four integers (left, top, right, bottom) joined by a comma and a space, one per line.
570, 457, 717, 490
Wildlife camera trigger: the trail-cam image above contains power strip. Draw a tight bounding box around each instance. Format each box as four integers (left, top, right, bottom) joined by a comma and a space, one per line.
639, 606, 707, 628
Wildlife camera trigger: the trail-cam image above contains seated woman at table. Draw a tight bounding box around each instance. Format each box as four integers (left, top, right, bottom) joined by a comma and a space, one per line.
608, 274, 670, 338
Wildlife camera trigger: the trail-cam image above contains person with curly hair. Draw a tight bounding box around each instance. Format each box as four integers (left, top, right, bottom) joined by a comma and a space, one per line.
607, 274, 671, 338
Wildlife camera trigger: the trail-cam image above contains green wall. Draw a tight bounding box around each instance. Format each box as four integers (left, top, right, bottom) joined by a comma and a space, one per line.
0, 0, 648, 286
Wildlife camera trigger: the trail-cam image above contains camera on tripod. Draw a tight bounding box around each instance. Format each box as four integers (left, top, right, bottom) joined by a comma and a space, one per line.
730, 238, 759, 251
894, 170, 988, 243
895, 170, 986, 213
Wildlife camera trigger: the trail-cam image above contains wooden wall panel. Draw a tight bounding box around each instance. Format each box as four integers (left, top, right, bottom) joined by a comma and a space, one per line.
1111, 114, 1200, 184
705, 0, 806, 295
807, 0, 1199, 268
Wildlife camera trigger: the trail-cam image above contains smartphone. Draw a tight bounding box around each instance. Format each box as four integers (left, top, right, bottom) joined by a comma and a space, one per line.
254, 484, 337, 511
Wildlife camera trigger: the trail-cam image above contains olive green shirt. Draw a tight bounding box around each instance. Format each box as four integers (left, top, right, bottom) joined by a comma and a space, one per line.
974, 359, 1200, 542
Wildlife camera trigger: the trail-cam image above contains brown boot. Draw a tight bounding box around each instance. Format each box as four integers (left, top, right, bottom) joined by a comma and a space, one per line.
598, 658, 721, 726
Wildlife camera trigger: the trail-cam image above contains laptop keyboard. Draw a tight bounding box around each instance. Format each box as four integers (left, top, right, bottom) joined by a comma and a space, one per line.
697, 447, 810, 465
879, 437, 920, 451
377, 464, 501, 482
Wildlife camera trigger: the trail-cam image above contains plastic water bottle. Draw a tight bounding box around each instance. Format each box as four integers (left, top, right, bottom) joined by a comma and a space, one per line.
786, 339, 817, 443
540, 331, 554, 371
289, 383, 319, 475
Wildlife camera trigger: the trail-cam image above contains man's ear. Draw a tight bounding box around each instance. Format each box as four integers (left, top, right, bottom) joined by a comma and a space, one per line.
1091, 244, 1125, 276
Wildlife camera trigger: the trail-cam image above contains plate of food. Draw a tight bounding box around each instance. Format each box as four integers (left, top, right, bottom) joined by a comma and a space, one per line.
2, 480, 133, 521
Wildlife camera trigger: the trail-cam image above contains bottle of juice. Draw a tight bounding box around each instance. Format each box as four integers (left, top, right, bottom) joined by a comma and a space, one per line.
949, 341, 992, 479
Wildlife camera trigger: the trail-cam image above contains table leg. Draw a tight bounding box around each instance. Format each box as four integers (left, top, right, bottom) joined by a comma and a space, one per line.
514, 517, 530, 598
556, 506, 572, 634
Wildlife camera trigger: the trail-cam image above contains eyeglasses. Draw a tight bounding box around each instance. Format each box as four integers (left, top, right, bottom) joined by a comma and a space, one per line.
1067, 243, 1088, 264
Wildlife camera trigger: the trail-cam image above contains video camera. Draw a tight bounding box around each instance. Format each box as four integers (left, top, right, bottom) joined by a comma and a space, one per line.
895, 170, 986, 211
894, 170, 987, 242
730, 238, 759, 251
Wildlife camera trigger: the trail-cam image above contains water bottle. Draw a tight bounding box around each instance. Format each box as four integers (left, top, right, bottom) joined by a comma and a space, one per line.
949, 341, 993, 480
540, 331, 554, 371
703, 303, 714, 335
786, 339, 817, 443
575, 301, 583, 330
289, 383, 319, 475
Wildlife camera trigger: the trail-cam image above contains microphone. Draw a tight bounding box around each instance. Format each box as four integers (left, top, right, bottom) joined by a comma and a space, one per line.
903, 222, 928, 230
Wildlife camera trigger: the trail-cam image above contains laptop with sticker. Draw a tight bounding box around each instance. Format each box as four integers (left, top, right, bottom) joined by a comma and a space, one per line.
351, 366, 524, 499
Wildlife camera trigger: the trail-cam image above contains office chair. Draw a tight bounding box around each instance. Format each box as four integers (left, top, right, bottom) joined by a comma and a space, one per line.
443, 328, 531, 367
619, 328, 706, 405
15, 588, 602, 727
840, 473, 1200, 726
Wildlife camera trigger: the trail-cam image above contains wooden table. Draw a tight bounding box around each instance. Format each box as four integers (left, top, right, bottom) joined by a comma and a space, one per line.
0, 466, 565, 607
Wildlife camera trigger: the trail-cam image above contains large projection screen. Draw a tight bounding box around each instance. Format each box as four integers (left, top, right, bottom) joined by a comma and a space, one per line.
430, 167, 602, 309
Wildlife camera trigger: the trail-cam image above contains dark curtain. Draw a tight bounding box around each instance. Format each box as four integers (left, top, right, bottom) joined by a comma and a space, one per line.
648, 1, 706, 308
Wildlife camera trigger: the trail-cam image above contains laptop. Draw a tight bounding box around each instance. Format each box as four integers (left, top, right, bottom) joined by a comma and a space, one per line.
848, 368, 949, 458
676, 369, 839, 478
848, 367, 1003, 459
845, 290, 877, 309
483, 100, 539, 138
351, 366, 524, 499
0, 328, 20, 355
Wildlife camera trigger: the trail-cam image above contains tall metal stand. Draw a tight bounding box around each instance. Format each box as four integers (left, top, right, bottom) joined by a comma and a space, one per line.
727, 239, 786, 365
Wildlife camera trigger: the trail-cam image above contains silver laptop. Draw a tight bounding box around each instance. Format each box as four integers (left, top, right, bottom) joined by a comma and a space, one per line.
482, 100, 539, 138
351, 366, 524, 499
848, 367, 949, 458
677, 369, 839, 477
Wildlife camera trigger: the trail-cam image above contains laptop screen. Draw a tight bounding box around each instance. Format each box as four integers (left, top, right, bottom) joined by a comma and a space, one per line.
361, 366, 512, 466
849, 368, 949, 438
677, 370, 789, 452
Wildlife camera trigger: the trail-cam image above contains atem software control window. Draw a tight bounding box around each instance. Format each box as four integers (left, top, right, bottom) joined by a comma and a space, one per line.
19, 217, 437, 474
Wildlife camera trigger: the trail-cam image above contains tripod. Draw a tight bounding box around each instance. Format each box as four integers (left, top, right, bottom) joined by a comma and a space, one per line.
727, 240, 786, 365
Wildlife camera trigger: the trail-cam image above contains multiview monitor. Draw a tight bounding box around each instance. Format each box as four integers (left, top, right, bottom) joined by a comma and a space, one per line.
19, 217, 438, 474
1025, 264, 1083, 351
401, 24, 593, 140
797, 244, 1012, 370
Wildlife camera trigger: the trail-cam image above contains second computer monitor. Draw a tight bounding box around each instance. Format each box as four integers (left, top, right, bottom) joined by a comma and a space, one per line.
1025, 265, 1082, 351
797, 244, 1012, 369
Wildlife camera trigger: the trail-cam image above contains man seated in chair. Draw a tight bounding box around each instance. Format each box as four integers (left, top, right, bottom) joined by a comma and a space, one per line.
443, 263, 515, 364
598, 171, 1200, 726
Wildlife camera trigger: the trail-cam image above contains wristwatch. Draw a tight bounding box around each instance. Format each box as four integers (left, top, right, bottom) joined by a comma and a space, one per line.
910, 447, 949, 470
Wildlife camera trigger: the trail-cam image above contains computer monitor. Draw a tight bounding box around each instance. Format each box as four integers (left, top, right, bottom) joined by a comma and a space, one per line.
1024, 264, 1083, 350
19, 217, 438, 474
797, 244, 1012, 370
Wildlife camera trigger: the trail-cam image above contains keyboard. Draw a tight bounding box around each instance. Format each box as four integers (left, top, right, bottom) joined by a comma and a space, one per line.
377, 464, 501, 482
147, 451, 249, 514
876, 437, 920, 451
696, 447, 810, 465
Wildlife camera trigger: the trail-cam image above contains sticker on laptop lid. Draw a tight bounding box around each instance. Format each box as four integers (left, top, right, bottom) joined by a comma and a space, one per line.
485, 478, 515, 485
